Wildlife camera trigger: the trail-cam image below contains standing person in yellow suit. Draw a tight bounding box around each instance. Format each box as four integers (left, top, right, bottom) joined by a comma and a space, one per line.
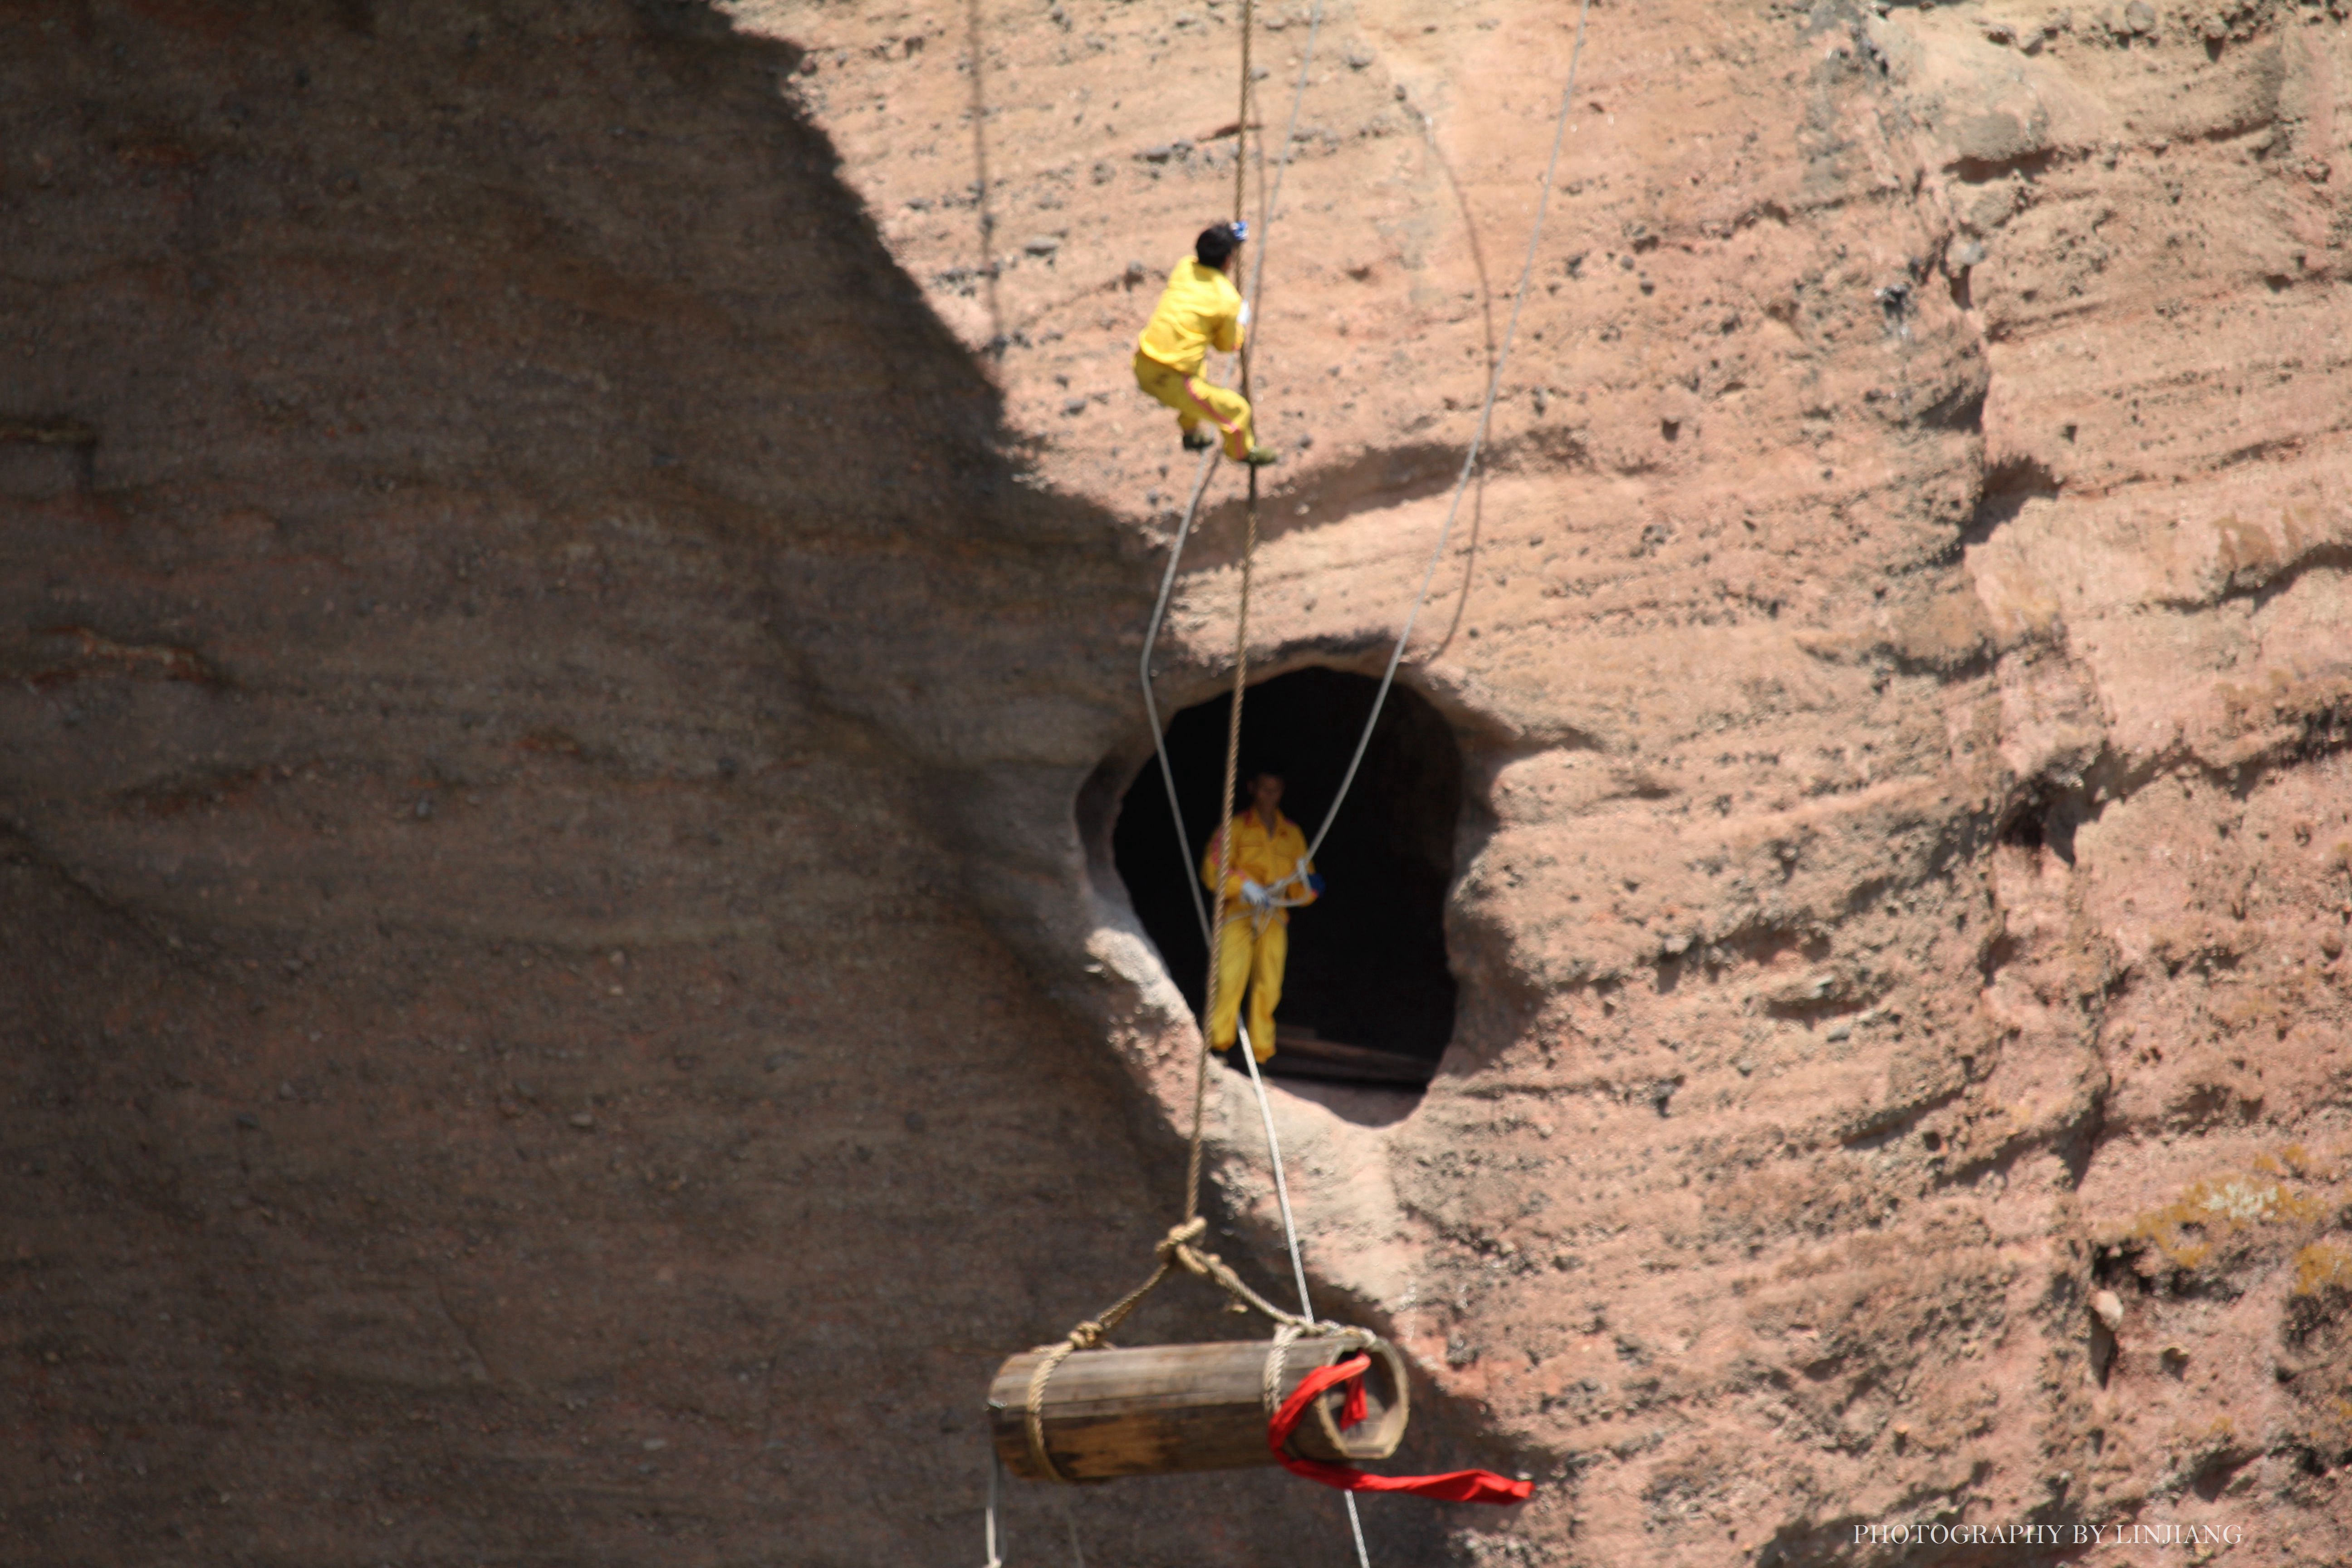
1200, 769, 1323, 1062
1133, 221, 1280, 466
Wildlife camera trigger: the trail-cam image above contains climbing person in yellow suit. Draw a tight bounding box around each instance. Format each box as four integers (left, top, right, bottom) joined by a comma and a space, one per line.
1200, 769, 1323, 1062
1134, 221, 1280, 466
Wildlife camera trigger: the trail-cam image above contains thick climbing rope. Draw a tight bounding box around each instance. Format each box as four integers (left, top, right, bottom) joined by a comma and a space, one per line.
1137, 0, 1328, 955
1234, 1026, 1374, 1568
1144, 0, 1597, 914
1185, 0, 1263, 1229
1129, 4, 1597, 1547
990, 4, 1597, 1559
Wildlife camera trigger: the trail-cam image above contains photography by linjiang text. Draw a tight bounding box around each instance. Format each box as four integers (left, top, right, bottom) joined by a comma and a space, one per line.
1855, 1519, 2252, 1551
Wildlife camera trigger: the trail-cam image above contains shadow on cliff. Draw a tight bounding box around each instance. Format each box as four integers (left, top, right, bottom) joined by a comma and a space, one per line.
0, 1, 1451, 1564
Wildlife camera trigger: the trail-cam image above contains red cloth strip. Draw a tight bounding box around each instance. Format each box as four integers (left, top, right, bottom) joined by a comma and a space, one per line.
1340, 1372, 1367, 1430
1268, 1353, 1533, 1505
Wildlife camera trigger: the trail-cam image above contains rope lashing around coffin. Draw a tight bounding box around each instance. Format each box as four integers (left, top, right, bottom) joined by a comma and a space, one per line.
1021, 1216, 1344, 1485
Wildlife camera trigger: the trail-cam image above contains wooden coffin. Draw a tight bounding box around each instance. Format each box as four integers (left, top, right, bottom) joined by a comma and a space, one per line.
988, 1334, 1409, 1482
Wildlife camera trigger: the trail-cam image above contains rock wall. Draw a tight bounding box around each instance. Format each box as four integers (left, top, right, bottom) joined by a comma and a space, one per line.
4, 0, 2349, 1564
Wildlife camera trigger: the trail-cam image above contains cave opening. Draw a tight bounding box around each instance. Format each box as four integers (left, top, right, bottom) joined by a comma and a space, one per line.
1113, 668, 1462, 1088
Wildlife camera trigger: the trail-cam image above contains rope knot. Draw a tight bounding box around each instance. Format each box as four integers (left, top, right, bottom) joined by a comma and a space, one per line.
1067, 1320, 1108, 1350
1156, 1216, 1210, 1262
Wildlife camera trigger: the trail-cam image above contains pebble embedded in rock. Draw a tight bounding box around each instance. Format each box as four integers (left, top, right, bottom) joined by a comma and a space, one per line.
2091, 1289, 2125, 1331
570, 1111, 596, 1129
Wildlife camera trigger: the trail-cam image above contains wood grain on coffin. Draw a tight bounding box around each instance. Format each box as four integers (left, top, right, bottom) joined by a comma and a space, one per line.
986, 1336, 1409, 1481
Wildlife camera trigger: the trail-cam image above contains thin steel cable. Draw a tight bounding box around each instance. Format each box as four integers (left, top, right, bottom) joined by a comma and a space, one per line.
1292, 0, 1596, 872
1235, 1026, 1314, 1340
1237, 1024, 1371, 1568
1345, 1488, 1372, 1568
1139, 450, 1224, 945
1149, 13, 1594, 1544
982, 1445, 1003, 1568
988, 8, 1591, 1565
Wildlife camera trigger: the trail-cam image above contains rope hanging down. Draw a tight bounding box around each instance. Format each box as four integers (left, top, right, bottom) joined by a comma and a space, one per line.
1138, 0, 1326, 956
989, 4, 1597, 1560
1186, 0, 1266, 1229
1143, 0, 1598, 909
1292, 0, 1594, 875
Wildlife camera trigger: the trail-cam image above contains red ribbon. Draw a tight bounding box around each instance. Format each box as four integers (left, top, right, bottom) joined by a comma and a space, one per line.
1268, 1353, 1533, 1504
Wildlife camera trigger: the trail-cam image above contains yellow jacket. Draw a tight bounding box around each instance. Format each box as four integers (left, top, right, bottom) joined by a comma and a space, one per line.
1200, 810, 1318, 924
1137, 259, 1245, 376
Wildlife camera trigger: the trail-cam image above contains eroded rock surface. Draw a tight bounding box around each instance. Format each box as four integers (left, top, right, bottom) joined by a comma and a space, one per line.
5, 0, 2349, 1563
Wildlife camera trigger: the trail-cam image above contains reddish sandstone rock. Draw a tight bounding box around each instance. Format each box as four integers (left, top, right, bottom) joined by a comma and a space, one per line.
3, 0, 2348, 1564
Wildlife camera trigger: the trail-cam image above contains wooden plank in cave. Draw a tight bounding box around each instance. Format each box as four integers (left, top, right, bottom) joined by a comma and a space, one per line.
1261, 1025, 1436, 1088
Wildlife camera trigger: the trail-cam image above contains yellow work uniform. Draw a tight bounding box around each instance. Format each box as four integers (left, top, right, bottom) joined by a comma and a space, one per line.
1134, 259, 1256, 461
1198, 810, 1318, 1061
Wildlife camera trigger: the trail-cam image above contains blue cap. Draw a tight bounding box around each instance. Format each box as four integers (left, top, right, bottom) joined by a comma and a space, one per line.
1229, 220, 1249, 242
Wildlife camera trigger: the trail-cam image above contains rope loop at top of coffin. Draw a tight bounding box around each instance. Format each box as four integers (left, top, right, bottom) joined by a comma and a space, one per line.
1019, 1218, 1375, 1484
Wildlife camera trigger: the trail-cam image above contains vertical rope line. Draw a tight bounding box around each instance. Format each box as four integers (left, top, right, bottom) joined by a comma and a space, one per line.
1186, 0, 1261, 1226
1187, 500, 1254, 1222
1238, 1024, 1371, 1568
1141, 451, 1223, 947
1235, 1024, 1312, 1314
1240, 0, 1323, 338
982, 1445, 1003, 1568
1234, 0, 1253, 226
1233, 0, 1256, 411
1144, 0, 1323, 956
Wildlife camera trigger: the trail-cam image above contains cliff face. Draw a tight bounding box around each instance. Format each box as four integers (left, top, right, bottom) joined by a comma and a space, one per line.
4, 0, 2349, 1563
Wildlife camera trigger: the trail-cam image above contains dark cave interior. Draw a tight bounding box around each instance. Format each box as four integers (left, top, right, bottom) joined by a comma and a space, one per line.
1113, 668, 1462, 1085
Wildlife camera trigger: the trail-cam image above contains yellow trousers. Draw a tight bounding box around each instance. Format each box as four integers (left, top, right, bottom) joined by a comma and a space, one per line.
1206, 911, 1287, 1062
1133, 351, 1255, 461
